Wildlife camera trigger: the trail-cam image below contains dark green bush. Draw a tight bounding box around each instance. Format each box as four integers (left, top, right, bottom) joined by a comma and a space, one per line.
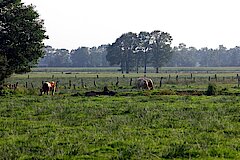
206, 83, 218, 96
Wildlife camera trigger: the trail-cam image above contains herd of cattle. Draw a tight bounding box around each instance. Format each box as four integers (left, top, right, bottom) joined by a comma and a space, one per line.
40, 77, 154, 96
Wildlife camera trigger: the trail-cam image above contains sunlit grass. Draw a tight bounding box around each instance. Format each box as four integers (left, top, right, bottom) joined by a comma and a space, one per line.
1, 67, 240, 159
0, 94, 239, 159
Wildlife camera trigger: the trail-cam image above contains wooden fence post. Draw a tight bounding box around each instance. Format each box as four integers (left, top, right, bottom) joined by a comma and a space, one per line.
69, 80, 71, 88
56, 81, 58, 90
81, 79, 84, 88
31, 83, 34, 89
116, 77, 119, 86
130, 78, 133, 86
160, 77, 163, 88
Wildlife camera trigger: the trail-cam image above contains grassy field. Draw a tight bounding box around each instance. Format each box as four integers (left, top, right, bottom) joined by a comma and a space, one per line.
1, 67, 240, 159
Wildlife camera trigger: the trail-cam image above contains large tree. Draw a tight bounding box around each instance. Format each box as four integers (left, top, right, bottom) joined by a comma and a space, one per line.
149, 30, 173, 73
119, 32, 138, 73
106, 32, 137, 73
0, 0, 47, 83
135, 31, 151, 74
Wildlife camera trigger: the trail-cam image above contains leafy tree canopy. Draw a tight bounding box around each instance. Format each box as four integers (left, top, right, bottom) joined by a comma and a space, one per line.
106, 31, 173, 73
0, 0, 48, 83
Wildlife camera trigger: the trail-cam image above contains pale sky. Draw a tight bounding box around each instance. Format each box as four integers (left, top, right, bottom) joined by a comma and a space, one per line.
22, 0, 240, 50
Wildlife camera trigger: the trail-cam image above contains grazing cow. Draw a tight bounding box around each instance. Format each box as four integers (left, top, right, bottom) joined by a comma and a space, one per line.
136, 77, 154, 90
144, 77, 154, 90
40, 81, 56, 95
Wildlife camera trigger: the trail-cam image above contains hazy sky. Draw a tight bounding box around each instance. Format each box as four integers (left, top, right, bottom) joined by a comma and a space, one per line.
22, 0, 240, 50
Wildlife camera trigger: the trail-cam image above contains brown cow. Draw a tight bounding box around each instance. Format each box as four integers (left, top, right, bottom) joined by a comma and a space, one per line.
40, 81, 56, 95
136, 77, 154, 90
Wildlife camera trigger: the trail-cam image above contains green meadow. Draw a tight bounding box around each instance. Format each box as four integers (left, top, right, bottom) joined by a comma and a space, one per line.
1, 67, 240, 159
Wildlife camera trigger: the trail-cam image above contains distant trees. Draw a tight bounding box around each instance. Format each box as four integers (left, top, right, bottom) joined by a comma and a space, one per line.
38, 46, 71, 67
38, 34, 240, 70
0, 0, 47, 83
106, 30, 173, 73
167, 44, 240, 67
38, 45, 109, 67
38, 43, 240, 70
89, 46, 109, 67
169, 43, 197, 67
71, 47, 90, 67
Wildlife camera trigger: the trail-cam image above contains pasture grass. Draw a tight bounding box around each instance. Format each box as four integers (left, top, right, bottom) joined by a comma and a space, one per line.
1, 67, 240, 159
0, 93, 240, 159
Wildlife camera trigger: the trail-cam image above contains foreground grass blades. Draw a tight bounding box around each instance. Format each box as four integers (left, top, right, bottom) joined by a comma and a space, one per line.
0, 94, 239, 159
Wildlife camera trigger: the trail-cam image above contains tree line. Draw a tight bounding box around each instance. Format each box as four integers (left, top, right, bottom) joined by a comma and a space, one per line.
38, 45, 109, 67
39, 33, 240, 72
39, 30, 173, 74
168, 44, 240, 67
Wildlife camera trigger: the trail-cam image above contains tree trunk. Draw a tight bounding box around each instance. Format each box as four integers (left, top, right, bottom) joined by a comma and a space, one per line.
136, 53, 140, 74
136, 58, 139, 74
121, 60, 124, 74
144, 51, 147, 74
126, 51, 129, 74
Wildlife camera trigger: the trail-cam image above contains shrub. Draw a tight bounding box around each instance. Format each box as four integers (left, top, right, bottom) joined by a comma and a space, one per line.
206, 83, 218, 96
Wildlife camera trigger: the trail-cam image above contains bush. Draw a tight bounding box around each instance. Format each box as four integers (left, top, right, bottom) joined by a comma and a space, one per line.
206, 83, 218, 96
